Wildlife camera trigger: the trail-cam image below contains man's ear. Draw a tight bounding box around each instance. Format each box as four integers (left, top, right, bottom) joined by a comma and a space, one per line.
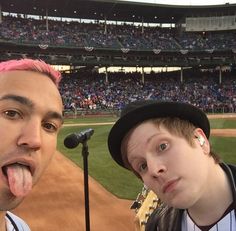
194, 128, 210, 153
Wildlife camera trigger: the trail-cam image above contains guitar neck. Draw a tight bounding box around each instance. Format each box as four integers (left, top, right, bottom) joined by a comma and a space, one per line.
132, 189, 159, 231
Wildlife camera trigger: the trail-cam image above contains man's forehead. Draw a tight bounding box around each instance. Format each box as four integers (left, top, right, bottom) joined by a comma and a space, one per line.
0, 70, 58, 91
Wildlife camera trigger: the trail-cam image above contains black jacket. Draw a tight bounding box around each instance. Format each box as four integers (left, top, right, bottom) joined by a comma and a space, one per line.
145, 163, 236, 231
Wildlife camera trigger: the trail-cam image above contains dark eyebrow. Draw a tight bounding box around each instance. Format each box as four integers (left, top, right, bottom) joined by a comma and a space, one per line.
0, 94, 64, 124
46, 111, 64, 124
0, 94, 33, 108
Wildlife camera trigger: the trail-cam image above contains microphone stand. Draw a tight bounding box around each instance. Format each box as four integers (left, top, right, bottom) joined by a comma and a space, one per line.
81, 140, 90, 231
64, 128, 94, 231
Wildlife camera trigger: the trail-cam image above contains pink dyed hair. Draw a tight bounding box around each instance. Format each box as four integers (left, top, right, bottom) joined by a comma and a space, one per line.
0, 58, 61, 86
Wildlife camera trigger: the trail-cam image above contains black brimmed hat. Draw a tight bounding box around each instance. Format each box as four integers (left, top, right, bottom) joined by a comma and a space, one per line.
107, 100, 210, 169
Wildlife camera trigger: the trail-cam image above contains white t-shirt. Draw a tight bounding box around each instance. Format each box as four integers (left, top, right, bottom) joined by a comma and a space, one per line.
5, 211, 31, 231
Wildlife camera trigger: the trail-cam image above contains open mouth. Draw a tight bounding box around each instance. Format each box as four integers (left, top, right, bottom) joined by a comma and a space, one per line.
2, 162, 31, 177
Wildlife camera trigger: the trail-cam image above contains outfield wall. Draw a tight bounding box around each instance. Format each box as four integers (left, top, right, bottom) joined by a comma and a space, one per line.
63, 108, 236, 119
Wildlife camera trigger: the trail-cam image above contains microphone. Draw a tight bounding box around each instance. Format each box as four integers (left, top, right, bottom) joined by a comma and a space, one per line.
64, 128, 94, 149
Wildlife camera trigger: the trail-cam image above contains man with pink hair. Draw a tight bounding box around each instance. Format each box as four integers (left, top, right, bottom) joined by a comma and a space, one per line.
0, 59, 64, 230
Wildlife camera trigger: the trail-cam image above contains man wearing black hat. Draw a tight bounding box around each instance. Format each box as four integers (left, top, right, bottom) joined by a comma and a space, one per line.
108, 100, 236, 231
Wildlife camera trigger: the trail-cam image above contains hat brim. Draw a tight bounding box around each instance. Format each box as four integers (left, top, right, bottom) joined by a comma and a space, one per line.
107, 101, 210, 168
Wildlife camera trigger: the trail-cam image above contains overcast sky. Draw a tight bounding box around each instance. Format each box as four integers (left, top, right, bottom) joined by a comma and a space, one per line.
121, 0, 236, 5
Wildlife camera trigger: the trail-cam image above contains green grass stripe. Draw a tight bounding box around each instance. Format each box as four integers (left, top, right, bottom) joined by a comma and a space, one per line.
57, 116, 236, 199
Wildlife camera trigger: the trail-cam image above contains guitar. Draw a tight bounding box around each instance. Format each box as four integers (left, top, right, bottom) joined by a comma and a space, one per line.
131, 186, 160, 231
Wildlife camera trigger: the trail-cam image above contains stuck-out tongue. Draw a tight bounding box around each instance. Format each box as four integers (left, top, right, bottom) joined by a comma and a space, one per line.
6, 163, 33, 197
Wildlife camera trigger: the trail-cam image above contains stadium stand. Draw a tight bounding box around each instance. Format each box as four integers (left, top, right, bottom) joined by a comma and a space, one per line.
0, 0, 236, 115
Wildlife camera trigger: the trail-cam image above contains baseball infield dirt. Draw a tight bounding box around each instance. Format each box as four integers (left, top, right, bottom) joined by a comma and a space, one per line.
13, 151, 135, 231
11, 114, 236, 231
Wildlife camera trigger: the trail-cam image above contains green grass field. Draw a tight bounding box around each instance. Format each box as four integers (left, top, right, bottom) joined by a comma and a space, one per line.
57, 116, 236, 200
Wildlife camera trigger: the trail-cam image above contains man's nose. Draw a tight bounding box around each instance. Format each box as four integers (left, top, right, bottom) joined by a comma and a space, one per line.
17, 120, 42, 151
147, 157, 167, 178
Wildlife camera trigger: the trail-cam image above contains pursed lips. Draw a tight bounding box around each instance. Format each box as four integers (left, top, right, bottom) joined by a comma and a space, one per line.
162, 178, 179, 194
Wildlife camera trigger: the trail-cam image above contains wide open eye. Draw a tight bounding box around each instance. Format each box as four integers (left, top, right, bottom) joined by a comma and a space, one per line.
159, 142, 168, 152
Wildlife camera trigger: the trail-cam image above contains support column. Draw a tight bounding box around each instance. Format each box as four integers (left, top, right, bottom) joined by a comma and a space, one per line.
104, 16, 107, 35
219, 66, 222, 84
141, 67, 145, 84
180, 67, 183, 83
141, 17, 144, 34
105, 67, 108, 83
0, 4, 2, 23
46, 8, 49, 31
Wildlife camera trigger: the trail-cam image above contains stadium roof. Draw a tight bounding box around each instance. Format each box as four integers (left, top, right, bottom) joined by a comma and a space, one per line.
2, 0, 236, 23
120, 0, 236, 6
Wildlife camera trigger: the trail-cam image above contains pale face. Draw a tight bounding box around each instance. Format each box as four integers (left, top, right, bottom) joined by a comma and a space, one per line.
0, 71, 63, 210
124, 121, 211, 209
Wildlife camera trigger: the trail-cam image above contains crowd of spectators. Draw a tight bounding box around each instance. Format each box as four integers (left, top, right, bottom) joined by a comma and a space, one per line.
1, 15, 236, 51
1, 15, 236, 115
59, 69, 236, 115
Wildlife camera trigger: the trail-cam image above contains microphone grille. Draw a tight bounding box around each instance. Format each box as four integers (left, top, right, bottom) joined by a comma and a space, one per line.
64, 134, 78, 149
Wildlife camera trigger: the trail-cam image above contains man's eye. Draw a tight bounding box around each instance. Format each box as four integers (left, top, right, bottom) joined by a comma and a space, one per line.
159, 143, 168, 151
138, 162, 147, 173
43, 122, 58, 132
4, 110, 21, 119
